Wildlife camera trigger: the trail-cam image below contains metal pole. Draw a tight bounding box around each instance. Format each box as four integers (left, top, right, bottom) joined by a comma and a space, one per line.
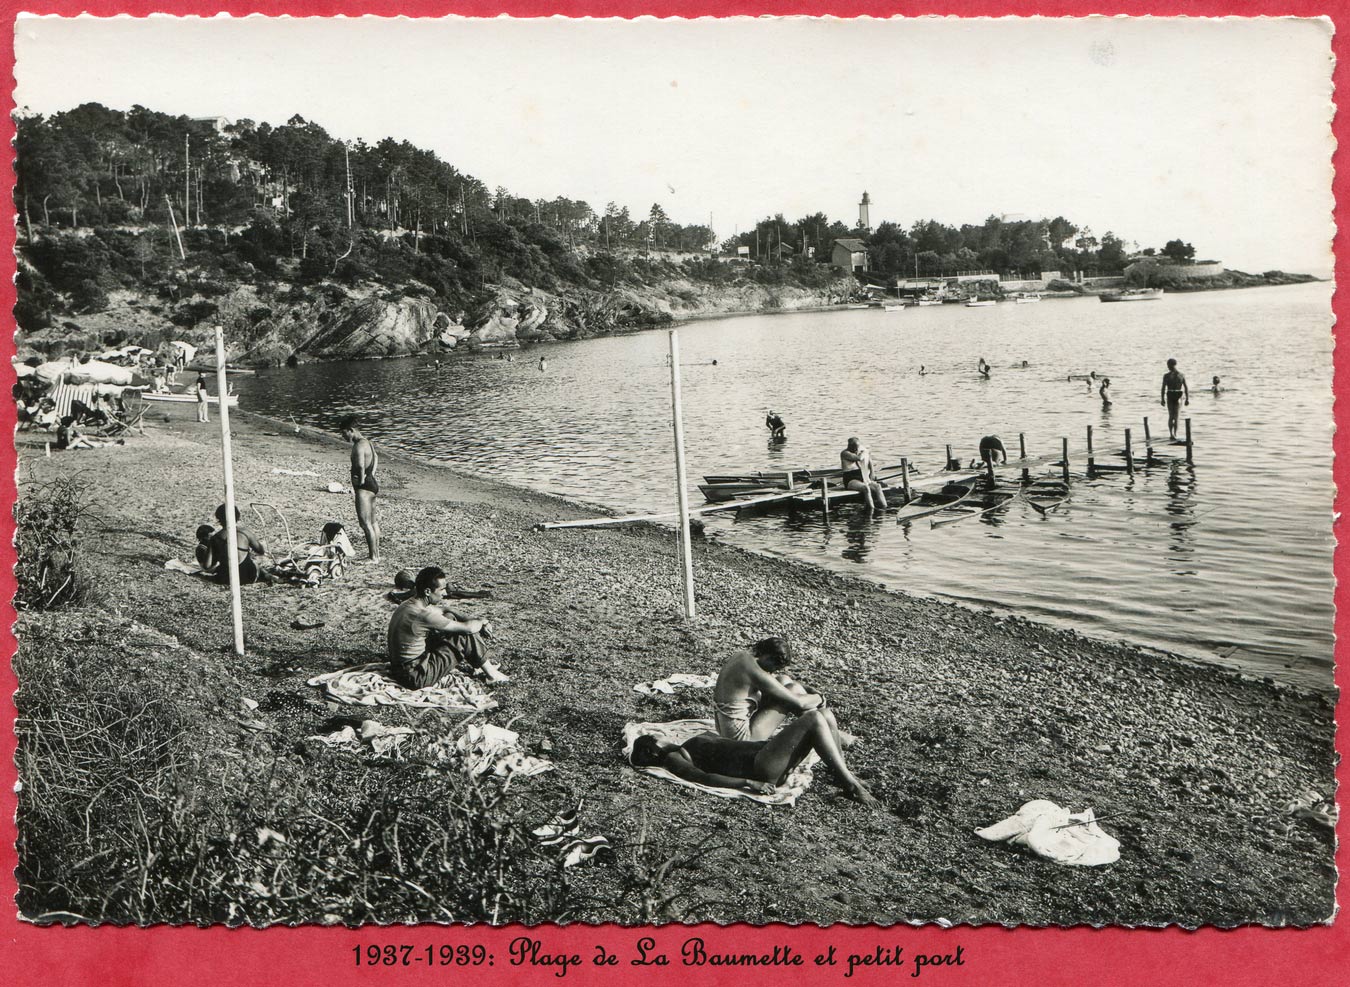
215, 327, 245, 655
667, 330, 696, 618
1185, 418, 1194, 465
1125, 428, 1135, 476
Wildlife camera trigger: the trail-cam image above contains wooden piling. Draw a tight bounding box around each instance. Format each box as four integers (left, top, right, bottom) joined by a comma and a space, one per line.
945, 443, 955, 470
1086, 425, 1095, 476
900, 457, 911, 502
1061, 437, 1070, 483
985, 456, 996, 486
820, 477, 831, 517
1125, 428, 1135, 476
1185, 418, 1194, 464
1143, 416, 1154, 462
1019, 432, 1029, 484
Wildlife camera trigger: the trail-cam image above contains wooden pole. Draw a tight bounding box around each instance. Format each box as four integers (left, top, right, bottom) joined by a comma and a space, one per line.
1143, 416, 1154, 462
667, 330, 696, 618
1061, 437, 1070, 483
1125, 428, 1135, 476
1185, 418, 1194, 465
985, 456, 996, 486
215, 327, 244, 656
1086, 425, 1095, 476
820, 477, 831, 517
1019, 432, 1029, 484
900, 457, 911, 502
184, 133, 190, 227
945, 443, 954, 470
164, 195, 186, 260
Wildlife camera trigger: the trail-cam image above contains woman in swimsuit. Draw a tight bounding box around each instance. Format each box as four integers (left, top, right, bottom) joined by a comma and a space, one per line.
631, 708, 877, 805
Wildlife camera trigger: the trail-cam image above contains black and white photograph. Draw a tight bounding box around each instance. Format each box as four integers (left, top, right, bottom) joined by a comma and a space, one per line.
9, 14, 1337, 929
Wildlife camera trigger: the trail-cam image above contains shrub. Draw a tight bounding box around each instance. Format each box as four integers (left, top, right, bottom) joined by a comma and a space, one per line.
14, 474, 101, 611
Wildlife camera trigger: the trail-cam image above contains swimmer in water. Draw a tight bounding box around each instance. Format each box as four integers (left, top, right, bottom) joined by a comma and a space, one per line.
919, 365, 927, 376
1099, 377, 1112, 408
977, 358, 990, 379
1211, 375, 1223, 395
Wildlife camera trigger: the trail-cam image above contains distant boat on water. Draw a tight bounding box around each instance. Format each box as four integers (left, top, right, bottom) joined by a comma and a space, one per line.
915, 295, 943, 307
1014, 293, 1042, 304
965, 298, 996, 308
1100, 288, 1164, 303
882, 301, 906, 313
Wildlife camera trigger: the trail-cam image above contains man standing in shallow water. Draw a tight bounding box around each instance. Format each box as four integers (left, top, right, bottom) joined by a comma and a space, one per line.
1160, 358, 1190, 440
340, 415, 381, 563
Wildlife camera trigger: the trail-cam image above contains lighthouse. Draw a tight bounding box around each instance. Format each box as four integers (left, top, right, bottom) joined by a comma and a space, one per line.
858, 191, 872, 233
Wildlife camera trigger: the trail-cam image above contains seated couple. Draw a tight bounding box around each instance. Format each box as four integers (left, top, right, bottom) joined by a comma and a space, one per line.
631, 637, 877, 806
387, 565, 509, 689
195, 504, 274, 584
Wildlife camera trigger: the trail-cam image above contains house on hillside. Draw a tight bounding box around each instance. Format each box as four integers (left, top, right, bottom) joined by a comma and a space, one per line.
191, 115, 232, 134
831, 238, 869, 274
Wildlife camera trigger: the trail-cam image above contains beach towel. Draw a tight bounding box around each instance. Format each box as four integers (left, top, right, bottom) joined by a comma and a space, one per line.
308, 720, 416, 758
164, 558, 209, 577
622, 718, 818, 807
307, 662, 498, 712
634, 673, 717, 696
975, 799, 1120, 867
427, 723, 553, 779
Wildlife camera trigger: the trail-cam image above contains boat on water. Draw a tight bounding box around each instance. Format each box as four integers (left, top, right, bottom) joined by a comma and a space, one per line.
965, 298, 997, 308
142, 391, 239, 407
1099, 287, 1164, 303
915, 295, 943, 307
882, 302, 906, 313
1014, 293, 1042, 304
893, 479, 978, 525
846, 303, 871, 310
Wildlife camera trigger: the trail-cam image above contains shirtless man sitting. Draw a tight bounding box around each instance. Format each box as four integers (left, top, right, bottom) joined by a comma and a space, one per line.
840, 437, 887, 511
714, 636, 856, 746
387, 565, 508, 688
630, 708, 877, 806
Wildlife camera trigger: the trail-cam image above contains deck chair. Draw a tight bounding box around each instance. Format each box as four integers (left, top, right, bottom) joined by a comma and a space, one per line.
93, 390, 148, 438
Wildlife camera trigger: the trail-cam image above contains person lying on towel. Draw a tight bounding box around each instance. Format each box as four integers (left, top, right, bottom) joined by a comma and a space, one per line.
194, 504, 274, 585
629, 708, 877, 805
387, 565, 509, 688
714, 636, 857, 746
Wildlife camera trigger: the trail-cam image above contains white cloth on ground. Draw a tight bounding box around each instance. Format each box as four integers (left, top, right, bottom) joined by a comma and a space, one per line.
622, 718, 818, 807
308, 719, 415, 757
633, 673, 716, 696
164, 558, 209, 576
427, 723, 553, 779
975, 799, 1120, 866
307, 662, 497, 712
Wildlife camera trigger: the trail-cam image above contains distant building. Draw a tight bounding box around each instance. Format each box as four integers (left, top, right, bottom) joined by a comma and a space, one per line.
858, 192, 872, 233
191, 115, 232, 134
832, 238, 870, 274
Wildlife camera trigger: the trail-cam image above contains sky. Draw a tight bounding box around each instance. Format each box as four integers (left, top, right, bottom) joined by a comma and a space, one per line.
13, 15, 1336, 275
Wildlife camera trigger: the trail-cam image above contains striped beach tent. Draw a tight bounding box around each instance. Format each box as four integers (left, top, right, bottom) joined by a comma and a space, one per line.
49, 383, 98, 421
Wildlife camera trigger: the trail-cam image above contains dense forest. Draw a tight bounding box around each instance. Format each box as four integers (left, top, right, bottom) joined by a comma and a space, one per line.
13, 102, 1215, 354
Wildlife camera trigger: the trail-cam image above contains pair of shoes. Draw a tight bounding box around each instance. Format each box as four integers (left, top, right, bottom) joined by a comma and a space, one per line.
561, 835, 610, 868
532, 800, 585, 846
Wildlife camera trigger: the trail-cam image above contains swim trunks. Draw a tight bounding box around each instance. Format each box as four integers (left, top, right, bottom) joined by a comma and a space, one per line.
358, 474, 380, 495
392, 630, 489, 689
713, 697, 758, 741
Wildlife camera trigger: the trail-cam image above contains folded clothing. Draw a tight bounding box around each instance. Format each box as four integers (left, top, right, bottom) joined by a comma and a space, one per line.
975, 799, 1120, 867
428, 723, 553, 779
308, 719, 415, 757
164, 558, 209, 576
307, 662, 497, 712
622, 718, 817, 807
634, 673, 716, 696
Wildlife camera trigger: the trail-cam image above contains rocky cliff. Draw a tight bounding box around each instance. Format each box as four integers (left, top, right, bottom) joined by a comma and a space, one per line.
23, 271, 856, 366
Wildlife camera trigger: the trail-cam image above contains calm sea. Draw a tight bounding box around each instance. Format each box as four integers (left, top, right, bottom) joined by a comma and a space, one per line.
233, 281, 1335, 688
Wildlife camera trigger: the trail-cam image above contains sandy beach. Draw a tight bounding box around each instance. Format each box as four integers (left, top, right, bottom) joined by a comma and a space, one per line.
13, 410, 1336, 927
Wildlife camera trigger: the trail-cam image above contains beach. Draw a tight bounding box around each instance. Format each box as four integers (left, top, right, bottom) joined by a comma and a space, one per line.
13, 412, 1336, 927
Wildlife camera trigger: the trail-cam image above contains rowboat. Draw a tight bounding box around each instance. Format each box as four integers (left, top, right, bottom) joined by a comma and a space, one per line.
142, 391, 239, 407
1014, 293, 1042, 304
699, 462, 911, 502
882, 302, 906, 313
965, 299, 996, 308
1023, 482, 1070, 514
893, 479, 977, 525
1099, 288, 1163, 302
930, 487, 1020, 528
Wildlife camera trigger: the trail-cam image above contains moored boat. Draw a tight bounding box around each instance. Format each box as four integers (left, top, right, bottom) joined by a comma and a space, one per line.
1014, 293, 1042, 304
1099, 288, 1164, 302
965, 298, 996, 308
143, 391, 239, 407
893, 479, 977, 525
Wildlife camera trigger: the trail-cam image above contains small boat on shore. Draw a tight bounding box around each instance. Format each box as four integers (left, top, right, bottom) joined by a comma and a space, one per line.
965, 298, 996, 308
882, 302, 906, 313
142, 391, 239, 407
1099, 288, 1164, 303
1014, 293, 1042, 304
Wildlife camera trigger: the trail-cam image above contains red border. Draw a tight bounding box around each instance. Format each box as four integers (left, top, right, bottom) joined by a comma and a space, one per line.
1, 4, 1344, 985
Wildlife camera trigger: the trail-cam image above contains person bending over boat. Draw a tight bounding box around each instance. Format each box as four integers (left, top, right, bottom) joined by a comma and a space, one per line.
340, 415, 382, 564
195, 504, 273, 585
387, 565, 509, 688
714, 636, 856, 746
1159, 358, 1190, 440
765, 410, 787, 440
840, 437, 887, 510
979, 435, 1007, 466
630, 708, 877, 806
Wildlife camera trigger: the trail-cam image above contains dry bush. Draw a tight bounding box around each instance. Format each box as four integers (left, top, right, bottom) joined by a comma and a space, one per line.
15, 473, 102, 611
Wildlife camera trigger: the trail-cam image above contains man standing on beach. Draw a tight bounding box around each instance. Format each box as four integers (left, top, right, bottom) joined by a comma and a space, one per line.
340, 415, 382, 564
195, 373, 209, 423
1160, 358, 1190, 440
841, 437, 887, 510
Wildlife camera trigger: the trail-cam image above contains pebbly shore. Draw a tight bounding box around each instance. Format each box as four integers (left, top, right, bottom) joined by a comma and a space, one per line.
12, 409, 1337, 926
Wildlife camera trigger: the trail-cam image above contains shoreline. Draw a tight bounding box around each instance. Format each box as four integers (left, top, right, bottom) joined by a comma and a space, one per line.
13, 412, 1337, 925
